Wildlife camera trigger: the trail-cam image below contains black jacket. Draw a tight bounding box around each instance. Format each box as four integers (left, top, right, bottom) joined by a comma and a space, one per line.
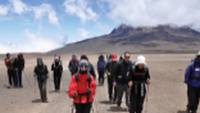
105, 61, 118, 80
34, 65, 49, 81
115, 60, 133, 84
13, 58, 25, 71
51, 62, 63, 76
129, 66, 150, 83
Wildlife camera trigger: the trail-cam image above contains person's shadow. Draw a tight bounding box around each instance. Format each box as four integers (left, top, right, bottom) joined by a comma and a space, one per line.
107, 106, 128, 112
32, 99, 42, 103
177, 110, 187, 113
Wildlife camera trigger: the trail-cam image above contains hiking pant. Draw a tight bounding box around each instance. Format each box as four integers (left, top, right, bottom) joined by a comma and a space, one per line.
129, 83, 146, 113
75, 103, 92, 113
53, 74, 62, 90
187, 85, 200, 113
7, 69, 15, 86
38, 79, 47, 102
18, 69, 23, 87
98, 70, 105, 85
107, 77, 117, 101
13, 69, 19, 87
116, 83, 129, 107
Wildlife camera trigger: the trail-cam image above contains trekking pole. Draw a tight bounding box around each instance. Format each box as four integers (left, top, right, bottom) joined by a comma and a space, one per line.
71, 103, 75, 113
144, 84, 150, 113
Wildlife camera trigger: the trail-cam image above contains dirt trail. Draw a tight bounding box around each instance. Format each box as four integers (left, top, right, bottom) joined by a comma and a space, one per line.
0, 54, 199, 113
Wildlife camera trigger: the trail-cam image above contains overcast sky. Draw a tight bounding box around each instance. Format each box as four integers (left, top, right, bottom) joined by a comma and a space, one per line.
0, 0, 200, 53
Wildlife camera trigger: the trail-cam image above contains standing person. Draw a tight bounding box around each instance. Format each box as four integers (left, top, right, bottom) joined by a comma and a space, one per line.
184, 51, 200, 113
68, 55, 79, 76
97, 55, 106, 85
115, 51, 133, 108
15, 53, 25, 88
128, 55, 150, 113
80, 55, 96, 79
105, 53, 118, 103
51, 56, 63, 92
68, 59, 96, 113
4, 53, 15, 88
34, 58, 49, 103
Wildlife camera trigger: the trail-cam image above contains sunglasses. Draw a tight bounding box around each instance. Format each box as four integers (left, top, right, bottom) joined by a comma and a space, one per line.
80, 63, 89, 68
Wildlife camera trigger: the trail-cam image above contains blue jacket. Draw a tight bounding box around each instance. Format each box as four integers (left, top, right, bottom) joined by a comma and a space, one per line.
97, 60, 106, 72
184, 59, 200, 88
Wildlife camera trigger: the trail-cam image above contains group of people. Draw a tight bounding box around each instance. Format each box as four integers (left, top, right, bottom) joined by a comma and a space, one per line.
4, 51, 200, 113
4, 53, 25, 88
68, 52, 151, 113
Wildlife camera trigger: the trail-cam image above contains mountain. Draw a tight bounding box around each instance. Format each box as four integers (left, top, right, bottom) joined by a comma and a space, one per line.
48, 24, 200, 54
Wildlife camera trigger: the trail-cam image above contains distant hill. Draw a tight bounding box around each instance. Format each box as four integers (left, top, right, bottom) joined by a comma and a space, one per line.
48, 24, 200, 54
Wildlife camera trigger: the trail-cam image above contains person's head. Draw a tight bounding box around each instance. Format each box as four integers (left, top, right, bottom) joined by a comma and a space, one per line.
135, 55, 146, 69
124, 51, 131, 62
195, 51, 200, 61
111, 52, 117, 61
37, 58, 44, 67
99, 55, 105, 61
80, 54, 89, 61
72, 55, 77, 60
79, 59, 89, 74
6, 53, 11, 58
18, 53, 23, 59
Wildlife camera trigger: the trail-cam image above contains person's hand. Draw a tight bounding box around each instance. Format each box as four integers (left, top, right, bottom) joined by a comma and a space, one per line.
113, 81, 117, 86
74, 91, 78, 97
86, 88, 91, 94
147, 79, 150, 85
128, 81, 133, 87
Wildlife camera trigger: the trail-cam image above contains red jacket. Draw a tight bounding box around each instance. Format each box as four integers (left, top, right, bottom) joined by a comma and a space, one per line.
68, 73, 96, 104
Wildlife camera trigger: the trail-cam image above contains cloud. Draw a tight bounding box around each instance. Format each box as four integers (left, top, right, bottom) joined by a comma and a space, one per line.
0, 0, 59, 25
0, 5, 9, 16
32, 3, 59, 25
64, 0, 97, 22
102, 0, 200, 29
78, 28, 90, 38
0, 30, 66, 53
9, 0, 28, 14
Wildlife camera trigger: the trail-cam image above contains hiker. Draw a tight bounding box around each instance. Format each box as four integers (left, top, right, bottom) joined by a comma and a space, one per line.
80, 55, 96, 79
128, 55, 150, 113
105, 53, 118, 103
13, 53, 25, 88
97, 55, 106, 85
68, 55, 79, 76
4, 53, 15, 88
115, 51, 133, 108
184, 51, 200, 113
68, 59, 96, 113
34, 58, 49, 103
51, 56, 63, 92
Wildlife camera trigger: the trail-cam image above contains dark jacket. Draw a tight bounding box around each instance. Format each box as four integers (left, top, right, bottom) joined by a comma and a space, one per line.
89, 63, 96, 79
13, 57, 25, 71
97, 59, 106, 72
115, 60, 133, 84
105, 61, 118, 80
34, 65, 49, 81
185, 59, 200, 88
129, 65, 150, 83
51, 61, 63, 76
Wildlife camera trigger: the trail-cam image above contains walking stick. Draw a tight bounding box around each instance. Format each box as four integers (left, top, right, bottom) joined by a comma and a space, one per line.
71, 104, 75, 113
144, 84, 150, 113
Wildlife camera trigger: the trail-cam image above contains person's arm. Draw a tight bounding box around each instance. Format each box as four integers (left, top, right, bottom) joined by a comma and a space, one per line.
22, 59, 25, 71
68, 76, 78, 98
90, 76, 96, 96
90, 64, 96, 79
145, 68, 151, 85
184, 65, 192, 84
